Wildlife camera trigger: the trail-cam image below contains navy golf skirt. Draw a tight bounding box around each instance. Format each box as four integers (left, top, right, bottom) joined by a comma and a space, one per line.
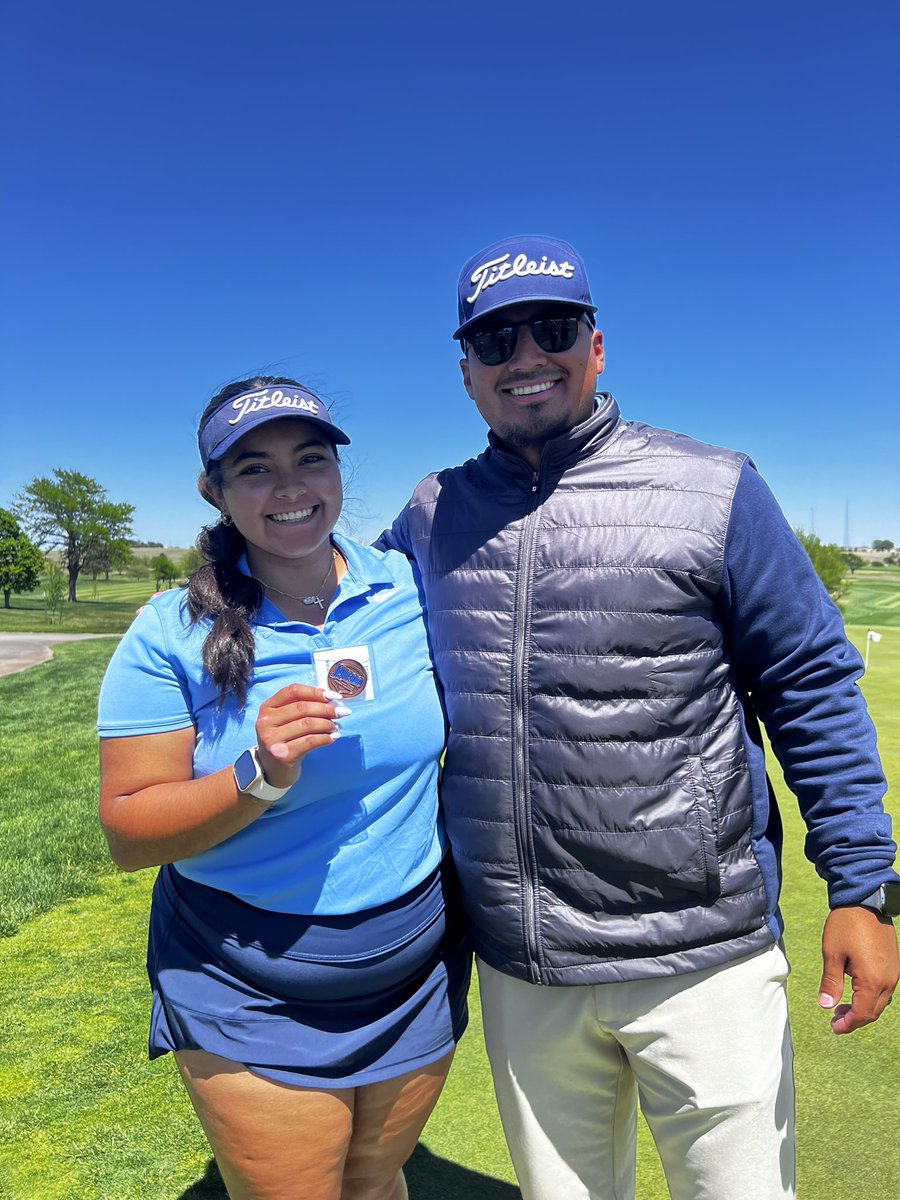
147, 857, 471, 1088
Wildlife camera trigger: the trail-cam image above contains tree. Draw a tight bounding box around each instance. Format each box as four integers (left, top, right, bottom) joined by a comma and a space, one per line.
796, 530, 848, 598
149, 553, 178, 590
0, 509, 44, 608
843, 552, 864, 575
179, 547, 203, 577
127, 559, 151, 581
872, 539, 895, 551
43, 558, 66, 624
84, 534, 133, 580
14, 469, 134, 603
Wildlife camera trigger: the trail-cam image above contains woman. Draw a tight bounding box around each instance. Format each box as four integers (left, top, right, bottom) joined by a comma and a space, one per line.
98, 376, 470, 1200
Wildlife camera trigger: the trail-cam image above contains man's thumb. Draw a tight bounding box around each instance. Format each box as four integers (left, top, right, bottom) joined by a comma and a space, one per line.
818, 970, 843, 1009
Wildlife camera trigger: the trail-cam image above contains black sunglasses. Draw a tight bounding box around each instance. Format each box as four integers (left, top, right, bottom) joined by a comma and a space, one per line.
463, 309, 588, 366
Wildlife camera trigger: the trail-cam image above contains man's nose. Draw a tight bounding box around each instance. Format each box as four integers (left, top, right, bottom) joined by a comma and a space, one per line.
507, 322, 547, 368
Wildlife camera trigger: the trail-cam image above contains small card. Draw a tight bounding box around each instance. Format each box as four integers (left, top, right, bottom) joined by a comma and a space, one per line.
313, 644, 375, 702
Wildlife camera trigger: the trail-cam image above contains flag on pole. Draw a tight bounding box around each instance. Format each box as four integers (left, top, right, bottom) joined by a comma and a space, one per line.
864, 629, 882, 672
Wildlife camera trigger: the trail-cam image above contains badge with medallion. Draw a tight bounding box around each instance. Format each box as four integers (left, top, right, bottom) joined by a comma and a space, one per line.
313, 645, 375, 701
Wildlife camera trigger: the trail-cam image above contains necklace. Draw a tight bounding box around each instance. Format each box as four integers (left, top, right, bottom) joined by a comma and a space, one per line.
254, 549, 338, 610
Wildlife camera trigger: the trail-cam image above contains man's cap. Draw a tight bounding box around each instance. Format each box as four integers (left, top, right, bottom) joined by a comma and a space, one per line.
199, 383, 350, 470
453, 234, 597, 340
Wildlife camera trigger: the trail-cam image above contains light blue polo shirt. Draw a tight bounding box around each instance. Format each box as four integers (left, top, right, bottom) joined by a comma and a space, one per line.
97, 536, 447, 914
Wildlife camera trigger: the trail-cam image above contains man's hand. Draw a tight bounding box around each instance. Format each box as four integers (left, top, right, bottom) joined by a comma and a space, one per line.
818, 906, 900, 1034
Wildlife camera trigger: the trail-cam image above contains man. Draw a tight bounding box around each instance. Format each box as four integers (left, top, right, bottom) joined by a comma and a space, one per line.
379, 234, 899, 1199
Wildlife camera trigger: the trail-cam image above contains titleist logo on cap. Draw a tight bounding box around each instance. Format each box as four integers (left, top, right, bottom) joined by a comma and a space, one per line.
466, 252, 576, 304
228, 388, 320, 427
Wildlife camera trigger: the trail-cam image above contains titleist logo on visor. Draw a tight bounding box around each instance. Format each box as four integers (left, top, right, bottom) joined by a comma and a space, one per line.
228, 388, 320, 426
466, 252, 576, 304
198, 381, 349, 469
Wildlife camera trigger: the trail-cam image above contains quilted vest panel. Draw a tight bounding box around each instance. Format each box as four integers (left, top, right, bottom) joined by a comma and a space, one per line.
403, 398, 772, 983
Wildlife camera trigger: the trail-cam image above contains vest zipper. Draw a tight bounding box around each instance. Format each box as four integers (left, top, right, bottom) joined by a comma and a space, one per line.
512, 468, 544, 984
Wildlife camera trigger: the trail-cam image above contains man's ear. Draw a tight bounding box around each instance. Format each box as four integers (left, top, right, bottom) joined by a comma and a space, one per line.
460, 356, 475, 401
592, 328, 605, 376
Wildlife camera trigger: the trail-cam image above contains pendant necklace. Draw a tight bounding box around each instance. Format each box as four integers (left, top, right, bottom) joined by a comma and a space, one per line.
254, 549, 339, 610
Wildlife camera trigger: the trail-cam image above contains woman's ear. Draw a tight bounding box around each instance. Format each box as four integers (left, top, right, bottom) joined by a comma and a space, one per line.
197, 471, 224, 512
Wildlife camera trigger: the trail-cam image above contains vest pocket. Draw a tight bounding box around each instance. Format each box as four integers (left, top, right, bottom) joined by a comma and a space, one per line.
685, 755, 722, 897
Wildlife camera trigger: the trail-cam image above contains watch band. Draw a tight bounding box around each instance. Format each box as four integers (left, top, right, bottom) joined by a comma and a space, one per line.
857, 883, 900, 917
233, 747, 291, 805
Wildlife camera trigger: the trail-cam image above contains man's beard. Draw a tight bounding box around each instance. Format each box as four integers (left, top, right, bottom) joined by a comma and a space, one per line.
493, 408, 576, 456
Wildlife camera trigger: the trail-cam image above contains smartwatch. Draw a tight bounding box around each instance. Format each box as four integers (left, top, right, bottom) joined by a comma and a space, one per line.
856, 882, 900, 918
233, 747, 291, 806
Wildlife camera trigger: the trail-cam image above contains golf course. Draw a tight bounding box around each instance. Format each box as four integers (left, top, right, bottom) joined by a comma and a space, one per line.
1, 566, 898, 1198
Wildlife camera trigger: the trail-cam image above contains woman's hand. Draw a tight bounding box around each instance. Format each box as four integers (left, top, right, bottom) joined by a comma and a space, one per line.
99, 686, 351, 871
255, 685, 349, 789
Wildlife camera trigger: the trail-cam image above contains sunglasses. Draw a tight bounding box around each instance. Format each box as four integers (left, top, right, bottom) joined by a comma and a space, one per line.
464, 309, 588, 366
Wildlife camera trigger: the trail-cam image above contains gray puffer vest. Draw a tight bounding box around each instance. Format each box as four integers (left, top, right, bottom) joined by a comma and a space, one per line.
396, 394, 773, 983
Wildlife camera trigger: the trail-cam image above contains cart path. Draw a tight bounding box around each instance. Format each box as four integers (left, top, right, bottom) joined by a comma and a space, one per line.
0, 632, 119, 677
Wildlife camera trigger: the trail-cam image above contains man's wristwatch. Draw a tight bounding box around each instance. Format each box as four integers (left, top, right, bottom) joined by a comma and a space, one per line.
856, 882, 900, 918
233, 747, 291, 806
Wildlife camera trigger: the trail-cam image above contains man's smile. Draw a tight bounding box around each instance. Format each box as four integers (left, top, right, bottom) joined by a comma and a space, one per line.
503, 378, 561, 399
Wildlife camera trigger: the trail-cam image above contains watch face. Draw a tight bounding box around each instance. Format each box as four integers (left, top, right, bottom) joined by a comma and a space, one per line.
233, 749, 260, 792
884, 883, 900, 917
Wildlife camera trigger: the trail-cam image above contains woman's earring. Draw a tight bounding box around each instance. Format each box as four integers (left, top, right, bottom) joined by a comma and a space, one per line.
220, 511, 233, 527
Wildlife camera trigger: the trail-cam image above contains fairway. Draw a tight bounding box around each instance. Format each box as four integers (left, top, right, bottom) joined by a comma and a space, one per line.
0, 577, 178, 635
842, 566, 900, 628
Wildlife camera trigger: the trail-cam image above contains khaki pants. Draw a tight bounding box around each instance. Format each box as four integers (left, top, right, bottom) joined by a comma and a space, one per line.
477, 943, 795, 1200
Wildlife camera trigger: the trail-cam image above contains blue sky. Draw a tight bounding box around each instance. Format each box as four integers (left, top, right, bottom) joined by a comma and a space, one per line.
3, 1, 898, 550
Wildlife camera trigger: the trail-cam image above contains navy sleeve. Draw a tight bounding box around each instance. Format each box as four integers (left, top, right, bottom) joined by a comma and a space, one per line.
372, 502, 414, 557
720, 461, 896, 903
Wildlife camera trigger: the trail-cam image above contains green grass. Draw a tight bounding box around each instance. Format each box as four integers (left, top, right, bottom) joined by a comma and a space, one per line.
0, 873, 213, 1200
0, 641, 121, 936
841, 566, 900, 629
0, 614, 898, 1196
0, 577, 173, 634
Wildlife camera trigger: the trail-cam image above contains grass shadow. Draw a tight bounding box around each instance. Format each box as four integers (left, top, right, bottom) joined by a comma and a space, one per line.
175, 1144, 521, 1198
176, 1159, 226, 1197
406, 1144, 521, 1197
